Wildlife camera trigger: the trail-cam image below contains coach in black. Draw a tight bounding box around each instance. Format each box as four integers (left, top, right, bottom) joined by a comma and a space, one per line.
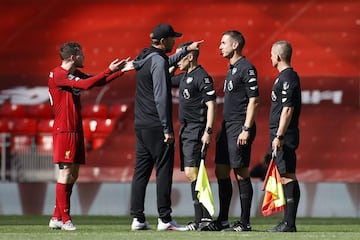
267, 40, 301, 232
130, 23, 202, 231
171, 42, 217, 231
203, 30, 260, 232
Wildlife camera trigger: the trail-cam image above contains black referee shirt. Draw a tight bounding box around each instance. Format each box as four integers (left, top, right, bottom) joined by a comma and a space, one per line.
269, 67, 301, 130
171, 65, 216, 123
223, 57, 259, 122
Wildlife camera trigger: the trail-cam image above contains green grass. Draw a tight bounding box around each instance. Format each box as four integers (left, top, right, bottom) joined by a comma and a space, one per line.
0, 216, 360, 240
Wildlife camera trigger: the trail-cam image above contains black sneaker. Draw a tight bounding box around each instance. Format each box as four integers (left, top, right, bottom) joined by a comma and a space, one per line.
222, 220, 252, 232
198, 219, 212, 231
201, 220, 229, 231
267, 221, 297, 232
184, 221, 198, 231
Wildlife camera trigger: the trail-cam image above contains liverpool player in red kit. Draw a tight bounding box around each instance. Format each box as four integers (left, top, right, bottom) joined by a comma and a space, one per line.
48, 42, 131, 231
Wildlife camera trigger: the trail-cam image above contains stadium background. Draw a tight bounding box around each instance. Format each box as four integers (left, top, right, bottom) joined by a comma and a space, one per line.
0, 0, 359, 217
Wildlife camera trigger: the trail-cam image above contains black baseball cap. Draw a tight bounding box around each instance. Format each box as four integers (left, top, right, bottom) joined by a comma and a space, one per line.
150, 23, 182, 40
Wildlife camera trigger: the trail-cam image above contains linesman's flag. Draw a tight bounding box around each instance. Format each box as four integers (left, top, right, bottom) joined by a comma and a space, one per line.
261, 159, 285, 216
195, 159, 215, 216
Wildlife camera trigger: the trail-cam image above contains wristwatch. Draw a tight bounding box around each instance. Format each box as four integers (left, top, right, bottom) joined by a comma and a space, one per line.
242, 125, 250, 131
206, 127, 213, 134
275, 135, 284, 140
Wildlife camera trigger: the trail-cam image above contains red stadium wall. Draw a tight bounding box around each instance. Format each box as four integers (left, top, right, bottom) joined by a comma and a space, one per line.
0, 0, 359, 182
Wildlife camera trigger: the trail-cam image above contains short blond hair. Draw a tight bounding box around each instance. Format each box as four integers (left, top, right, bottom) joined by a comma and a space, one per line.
272, 40, 292, 63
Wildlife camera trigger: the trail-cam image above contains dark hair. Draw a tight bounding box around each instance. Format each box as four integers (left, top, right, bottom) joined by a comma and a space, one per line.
59, 42, 82, 60
177, 41, 199, 59
223, 30, 245, 51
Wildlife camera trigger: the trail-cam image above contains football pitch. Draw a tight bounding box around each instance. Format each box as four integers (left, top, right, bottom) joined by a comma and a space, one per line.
0, 215, 359, 240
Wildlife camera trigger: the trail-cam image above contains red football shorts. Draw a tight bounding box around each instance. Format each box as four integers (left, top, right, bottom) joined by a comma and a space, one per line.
53, 132, 85, 164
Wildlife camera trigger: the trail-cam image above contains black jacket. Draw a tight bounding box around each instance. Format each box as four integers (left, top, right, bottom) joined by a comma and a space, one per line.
133, 46, 187, 133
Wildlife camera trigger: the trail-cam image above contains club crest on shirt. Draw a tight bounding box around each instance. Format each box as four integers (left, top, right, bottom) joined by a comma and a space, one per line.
186, 77, 193, 84
228, 80, 234, 91
204, 77, 210, 84
231, 67, 237, 75
183, 89, 190, 99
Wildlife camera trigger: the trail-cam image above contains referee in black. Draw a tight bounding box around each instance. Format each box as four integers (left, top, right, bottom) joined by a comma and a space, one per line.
267, 40, 301, 232
171, 42, 217, 231
203, 30, 260, 232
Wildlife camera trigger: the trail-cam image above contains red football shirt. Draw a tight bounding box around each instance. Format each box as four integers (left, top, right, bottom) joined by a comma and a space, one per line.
48, 66, 121, 133
48, 66, 122, 163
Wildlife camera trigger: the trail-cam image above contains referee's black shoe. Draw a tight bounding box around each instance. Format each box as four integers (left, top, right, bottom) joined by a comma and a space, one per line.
184, 221, 198, 231
267, 221, 297, 232
222, 220, 252, 232
201, 220, 229, 231
198, 219, 212, 230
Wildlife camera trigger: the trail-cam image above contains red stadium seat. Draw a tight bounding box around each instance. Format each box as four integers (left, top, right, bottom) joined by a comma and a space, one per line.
91, 118, 115, 150
82, 118, 115, 150
27, 103, 53, 119
0, 103, 26, 118
9, 118, 37, 135
81, 104, 108, 119
0, 119, 9, 133
82, 118, 98, 151
108, 103, 129, 120
82, 118, 98, 138
8, 118, 37, 153
37, 119, 54, 154
37, 119, 54, 133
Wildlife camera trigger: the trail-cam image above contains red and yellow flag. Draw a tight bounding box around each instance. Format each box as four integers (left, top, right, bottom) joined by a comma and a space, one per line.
261, 159, 285, 216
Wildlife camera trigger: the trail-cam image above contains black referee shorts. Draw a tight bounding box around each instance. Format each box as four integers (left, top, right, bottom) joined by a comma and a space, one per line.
179, 123, 204, 170
215, 121, 256, 169
270, 129, 299, 174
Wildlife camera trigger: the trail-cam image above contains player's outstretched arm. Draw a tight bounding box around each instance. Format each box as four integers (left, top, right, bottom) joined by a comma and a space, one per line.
186, 40, 204, 51
109, 57, 131, 72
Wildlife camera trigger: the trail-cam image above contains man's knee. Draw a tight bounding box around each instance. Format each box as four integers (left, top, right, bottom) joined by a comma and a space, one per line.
57, 163, 79, 183
185, 167, 198, 182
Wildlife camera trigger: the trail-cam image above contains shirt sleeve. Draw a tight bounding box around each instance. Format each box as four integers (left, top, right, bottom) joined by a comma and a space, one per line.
199, 75, 216, 102
51, 68, 116, 90
168, 47, 188, 67
244, 67, 259, 98
151, 55, 173, 134
280, 77, 297, 107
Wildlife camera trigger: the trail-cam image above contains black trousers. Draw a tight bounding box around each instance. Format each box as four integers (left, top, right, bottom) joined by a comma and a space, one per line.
130, 127, 175, 221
